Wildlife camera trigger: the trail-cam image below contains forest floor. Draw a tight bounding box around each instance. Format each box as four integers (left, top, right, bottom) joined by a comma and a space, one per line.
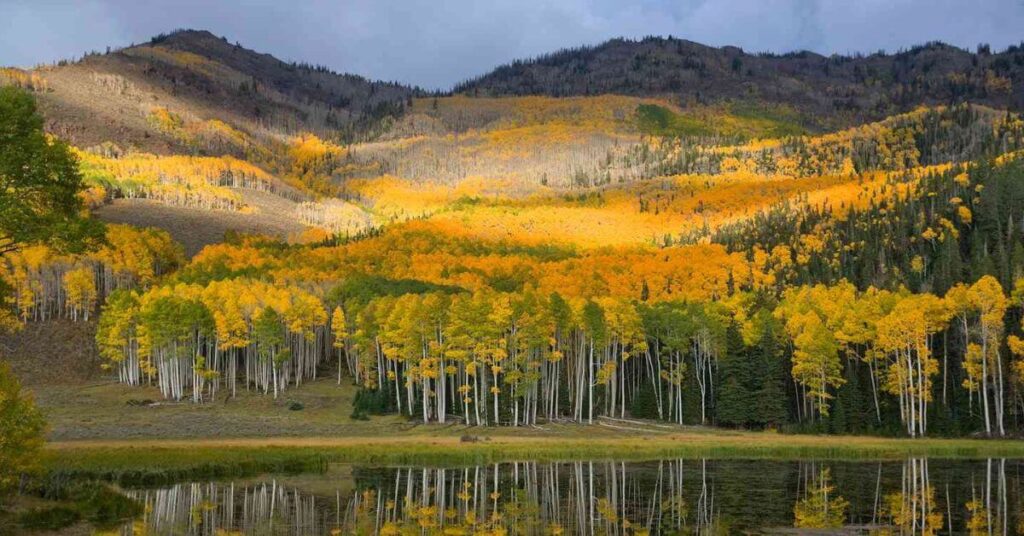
35, 369, 1024, 474
4, 319, 393, 441
32, 369, 723, 442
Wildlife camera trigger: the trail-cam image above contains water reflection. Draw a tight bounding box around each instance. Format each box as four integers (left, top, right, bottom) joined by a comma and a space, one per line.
119, 458, 1024, 535
876, 458, 944, 535
794, 464, 850, 529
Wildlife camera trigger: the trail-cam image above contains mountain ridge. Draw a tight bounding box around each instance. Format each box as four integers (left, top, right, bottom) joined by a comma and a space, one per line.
7, 28, 413, 154
4, 29, 1024, 253
455, 35, 1024, 127
9, 29, 1024, 150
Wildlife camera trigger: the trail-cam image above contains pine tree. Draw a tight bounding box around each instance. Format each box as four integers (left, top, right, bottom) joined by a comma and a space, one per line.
754, 323, 788, 427
715, 322, 752, 427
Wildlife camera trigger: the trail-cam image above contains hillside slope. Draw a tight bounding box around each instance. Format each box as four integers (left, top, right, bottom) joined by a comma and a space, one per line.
7, 31, 1024, 442
5, 30, 1024, 250
14, 29, 412, 154
2, 30, 414, 244
457, 37, 1024, 129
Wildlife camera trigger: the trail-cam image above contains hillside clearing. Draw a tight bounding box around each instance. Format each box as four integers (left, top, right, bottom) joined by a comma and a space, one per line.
93, 192, 305, 256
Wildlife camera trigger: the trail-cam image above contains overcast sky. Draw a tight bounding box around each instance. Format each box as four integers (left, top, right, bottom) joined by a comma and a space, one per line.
3, 0, 1024, 90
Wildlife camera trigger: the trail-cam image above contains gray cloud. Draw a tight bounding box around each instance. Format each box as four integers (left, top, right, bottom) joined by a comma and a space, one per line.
2, 0, 1023, 89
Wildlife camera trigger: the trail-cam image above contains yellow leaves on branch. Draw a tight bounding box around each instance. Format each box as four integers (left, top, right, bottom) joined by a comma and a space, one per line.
957, 205, 973, 224
63, 267, 97, 320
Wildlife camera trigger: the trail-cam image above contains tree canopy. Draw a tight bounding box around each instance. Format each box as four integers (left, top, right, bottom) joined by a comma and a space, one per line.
0, 86, 103, 256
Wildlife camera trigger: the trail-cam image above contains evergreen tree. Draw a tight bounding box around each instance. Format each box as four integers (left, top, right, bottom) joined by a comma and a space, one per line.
754, 323, 789, 428
716, 322, 753, 427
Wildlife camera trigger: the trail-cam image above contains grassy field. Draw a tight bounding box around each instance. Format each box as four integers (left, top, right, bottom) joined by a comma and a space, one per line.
3, 323, 415, 441
44, 428, 1024, 485
33, 375, 1024, 470
34, 377, 409, 441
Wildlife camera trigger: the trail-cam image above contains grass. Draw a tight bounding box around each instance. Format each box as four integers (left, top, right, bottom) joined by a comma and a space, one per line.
41, 428, 1024, 488
28, 376, 416, 442
637, 103, 714, 137
728, 101, 807, 138
636, 101, 807, 140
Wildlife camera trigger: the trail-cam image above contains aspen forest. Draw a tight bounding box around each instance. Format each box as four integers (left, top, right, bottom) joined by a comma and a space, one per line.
9, 97, 1024, 437
8, 28, 1024, 448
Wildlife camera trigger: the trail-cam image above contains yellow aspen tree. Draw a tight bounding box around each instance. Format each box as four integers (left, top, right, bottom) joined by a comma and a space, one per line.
949, 276, 1008, 436
332, 306, 352, 384
793, 466, 850, 529
62, 265, 97, 321
788, 312, 843, 418
875, 294, 948, 437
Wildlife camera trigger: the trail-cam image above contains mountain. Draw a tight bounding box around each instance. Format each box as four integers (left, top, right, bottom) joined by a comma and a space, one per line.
5, 30, 1024, 254
0, 30, 421, 251
16, 29, 413, 154
456, 36, 1024, 129
23, 31, 1024, 153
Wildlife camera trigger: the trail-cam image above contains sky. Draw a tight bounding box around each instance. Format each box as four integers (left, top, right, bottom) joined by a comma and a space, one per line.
3, 0, 1024, 90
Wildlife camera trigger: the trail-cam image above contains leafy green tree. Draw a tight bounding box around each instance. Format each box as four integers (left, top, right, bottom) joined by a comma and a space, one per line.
0, 86, 103, 255
0, 361, 45, 503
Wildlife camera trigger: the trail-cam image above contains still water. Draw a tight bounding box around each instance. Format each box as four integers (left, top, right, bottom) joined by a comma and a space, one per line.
118, 458, 1023, 535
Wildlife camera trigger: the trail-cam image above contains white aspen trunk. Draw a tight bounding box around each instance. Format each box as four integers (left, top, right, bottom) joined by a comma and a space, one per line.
473, 361, 481, 426
905, 346, 916, 437
995, 348, 1005, 436
981, 336, 992, 435
867, 357, 881, 424
492, 368, 499, 425
587, 338, 594, 424
620, 344, 626, 418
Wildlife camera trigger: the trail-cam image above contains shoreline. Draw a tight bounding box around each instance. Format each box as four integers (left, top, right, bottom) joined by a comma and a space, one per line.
43, 430, 1024, 476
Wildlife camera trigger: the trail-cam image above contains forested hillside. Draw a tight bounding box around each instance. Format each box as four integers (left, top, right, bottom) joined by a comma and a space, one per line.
458, 36, 1024, 129
6, 31, 1024, 439
2, 29, 414, 248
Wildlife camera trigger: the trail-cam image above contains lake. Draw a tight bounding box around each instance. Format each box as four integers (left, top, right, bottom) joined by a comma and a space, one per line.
116, 458, 1022, 534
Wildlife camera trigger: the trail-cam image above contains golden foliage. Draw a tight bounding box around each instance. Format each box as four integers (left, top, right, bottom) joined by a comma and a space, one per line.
2, 224, 183, 322
76, 150, 283, 211
0, 67, 48, 92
